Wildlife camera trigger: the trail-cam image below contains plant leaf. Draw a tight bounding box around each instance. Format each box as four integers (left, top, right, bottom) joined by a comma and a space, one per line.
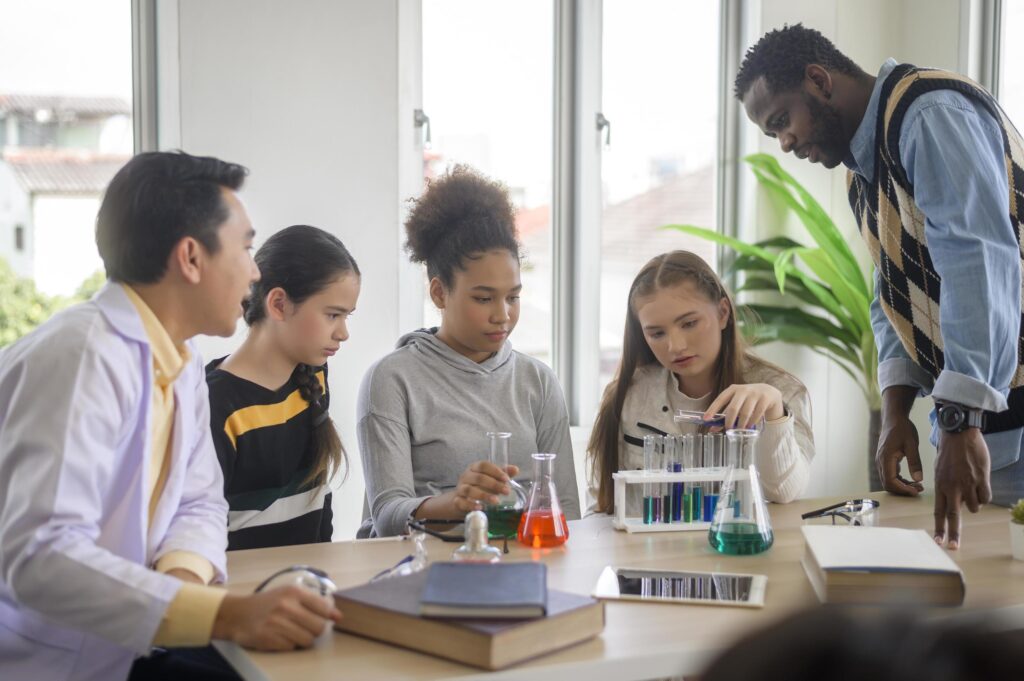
747, 154, 870, 300
796, 248, 872, 334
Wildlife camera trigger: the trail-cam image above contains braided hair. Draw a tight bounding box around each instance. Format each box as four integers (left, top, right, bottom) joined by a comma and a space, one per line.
243, 224, 360, 488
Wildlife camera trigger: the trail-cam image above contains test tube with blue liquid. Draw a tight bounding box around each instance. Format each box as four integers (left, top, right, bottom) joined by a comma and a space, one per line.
662, 436, 674, 523
703, 433, 724, 521
642, 434, 657, 524
691, 436, 703, 522
680, 434, 694, 523
670, 435, 684, 522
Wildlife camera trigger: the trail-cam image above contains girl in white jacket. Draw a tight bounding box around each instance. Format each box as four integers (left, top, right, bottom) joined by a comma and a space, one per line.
587, 250, 814, 516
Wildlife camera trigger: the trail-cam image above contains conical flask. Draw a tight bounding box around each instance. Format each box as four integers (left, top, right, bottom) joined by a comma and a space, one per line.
708, 429, 774, 555
482, 432, 527, 539
517, 453, 569, 548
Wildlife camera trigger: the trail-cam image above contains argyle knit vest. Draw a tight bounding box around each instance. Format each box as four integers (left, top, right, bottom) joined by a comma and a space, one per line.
847, 63, 1024, 428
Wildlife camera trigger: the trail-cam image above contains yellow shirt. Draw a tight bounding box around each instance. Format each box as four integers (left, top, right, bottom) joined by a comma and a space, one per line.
123, 286, 227, 647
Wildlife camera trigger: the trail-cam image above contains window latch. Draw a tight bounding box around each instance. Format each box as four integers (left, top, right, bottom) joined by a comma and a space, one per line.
414, 109, 432, 147
596, 112, 611, 146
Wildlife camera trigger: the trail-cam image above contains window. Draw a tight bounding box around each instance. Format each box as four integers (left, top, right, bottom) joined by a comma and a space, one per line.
416, 2, 726, 414
421, 0, 555, 364
0, 0, 130, 336
597, 0, 721, 387
999, 1, 1024, 126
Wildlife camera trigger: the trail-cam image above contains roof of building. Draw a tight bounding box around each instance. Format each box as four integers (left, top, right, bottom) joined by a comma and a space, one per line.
2, 149, 129, 194
0, 93, 130, 119
516, 165, 717, 271
600, 165, 716, 268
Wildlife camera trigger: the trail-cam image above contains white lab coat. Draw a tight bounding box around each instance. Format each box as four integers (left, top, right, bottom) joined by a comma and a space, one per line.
0, 283, 229, 681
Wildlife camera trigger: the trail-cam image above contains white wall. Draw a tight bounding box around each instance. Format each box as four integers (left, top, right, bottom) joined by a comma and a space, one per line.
741, 0, 973, 498
0, 163, 31, 277
31, 195, 104, 296
161, 0, 423, 539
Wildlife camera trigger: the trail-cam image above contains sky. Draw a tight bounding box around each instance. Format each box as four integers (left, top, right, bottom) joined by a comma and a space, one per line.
423, 0, 720, 209
0, 0, 132, 101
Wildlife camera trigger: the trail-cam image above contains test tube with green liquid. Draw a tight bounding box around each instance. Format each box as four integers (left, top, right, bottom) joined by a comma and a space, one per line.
642, 434, 657, 524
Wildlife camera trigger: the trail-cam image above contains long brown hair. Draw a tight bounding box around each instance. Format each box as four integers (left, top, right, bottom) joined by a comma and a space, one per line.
243, 225, 359, 489
587, 250, 749, 513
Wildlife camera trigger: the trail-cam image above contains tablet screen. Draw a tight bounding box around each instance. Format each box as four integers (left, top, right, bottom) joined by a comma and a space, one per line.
593, 566, 767, 608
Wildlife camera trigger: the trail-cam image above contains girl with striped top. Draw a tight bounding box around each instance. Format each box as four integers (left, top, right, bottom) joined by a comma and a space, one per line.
206, 225, 360, 550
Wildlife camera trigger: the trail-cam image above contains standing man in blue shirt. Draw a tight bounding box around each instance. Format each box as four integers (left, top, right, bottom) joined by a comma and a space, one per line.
735, 24, 1024, 549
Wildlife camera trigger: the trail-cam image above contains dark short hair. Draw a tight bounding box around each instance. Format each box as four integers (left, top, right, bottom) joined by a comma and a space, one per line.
734, 23, 865, 100
96, 151, 248, 283
404, 165, 519, 288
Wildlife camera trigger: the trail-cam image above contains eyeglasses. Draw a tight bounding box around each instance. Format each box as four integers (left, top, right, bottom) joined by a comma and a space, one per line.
406, 516, 466, 542
254, 565, 337, 596
801, 499, 880, 526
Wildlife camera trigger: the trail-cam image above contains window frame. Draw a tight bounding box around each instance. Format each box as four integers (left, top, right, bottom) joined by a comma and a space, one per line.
553, 0, 739, 426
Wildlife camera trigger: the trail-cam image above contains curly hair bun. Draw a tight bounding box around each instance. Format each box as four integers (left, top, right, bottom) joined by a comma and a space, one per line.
404, 165, 520, 286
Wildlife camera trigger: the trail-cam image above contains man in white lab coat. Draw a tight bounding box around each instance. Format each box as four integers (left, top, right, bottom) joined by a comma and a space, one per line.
0, 151, 341, 681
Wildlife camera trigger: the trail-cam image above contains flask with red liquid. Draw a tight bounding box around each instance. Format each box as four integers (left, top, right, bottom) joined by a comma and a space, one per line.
517, 453, 569, 548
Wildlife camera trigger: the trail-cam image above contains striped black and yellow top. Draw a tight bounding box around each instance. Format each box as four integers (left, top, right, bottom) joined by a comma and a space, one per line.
206, 358, 333, 550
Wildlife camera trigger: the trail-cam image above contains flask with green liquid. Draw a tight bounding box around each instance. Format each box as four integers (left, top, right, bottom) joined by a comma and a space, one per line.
482, 432, 527, 539
708, 428, 774, 555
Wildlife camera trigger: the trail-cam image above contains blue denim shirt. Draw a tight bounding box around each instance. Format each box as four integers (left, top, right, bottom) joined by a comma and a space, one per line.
844, 59, 1023, 471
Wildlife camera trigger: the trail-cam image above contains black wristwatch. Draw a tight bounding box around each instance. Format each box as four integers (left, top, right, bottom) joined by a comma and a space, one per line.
936, 402, 985, 433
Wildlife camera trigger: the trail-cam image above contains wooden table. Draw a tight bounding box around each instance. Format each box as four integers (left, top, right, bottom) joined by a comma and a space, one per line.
215, 494, 1024, 680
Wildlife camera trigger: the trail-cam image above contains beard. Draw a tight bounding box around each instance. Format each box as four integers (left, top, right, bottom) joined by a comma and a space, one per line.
803, 93, 848, 168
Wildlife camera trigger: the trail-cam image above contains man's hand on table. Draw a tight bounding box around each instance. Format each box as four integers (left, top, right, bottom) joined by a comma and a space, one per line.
877, 386, 924, 496
213, 586, 343, 651
934, 428, 992, 550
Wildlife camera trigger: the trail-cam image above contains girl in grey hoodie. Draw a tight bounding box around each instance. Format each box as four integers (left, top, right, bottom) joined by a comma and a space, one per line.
357, 166, 580, 537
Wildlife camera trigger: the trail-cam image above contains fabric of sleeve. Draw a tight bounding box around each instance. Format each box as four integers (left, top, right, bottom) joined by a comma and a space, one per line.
356, 364, 426, 537
753, 376, 815, 504
154, 551, 215, 584
900, 100, 1019, 412
207, 387, 238, 490
151, 583, 226, 648
152, 354, 229, 584
534, 368, 581, 520
0, 340, 181, 654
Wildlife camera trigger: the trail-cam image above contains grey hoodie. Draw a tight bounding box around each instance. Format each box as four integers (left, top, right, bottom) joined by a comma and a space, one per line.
356, 329, 580, 537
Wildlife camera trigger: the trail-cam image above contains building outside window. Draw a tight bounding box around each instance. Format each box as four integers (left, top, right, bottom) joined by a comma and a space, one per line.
0, 0, 131, 334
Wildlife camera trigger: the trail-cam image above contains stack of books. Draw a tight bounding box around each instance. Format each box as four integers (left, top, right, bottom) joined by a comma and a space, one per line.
333, 562, 605, 670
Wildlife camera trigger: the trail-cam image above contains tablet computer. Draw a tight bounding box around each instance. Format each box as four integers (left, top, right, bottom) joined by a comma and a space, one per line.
592, 566, 767, 608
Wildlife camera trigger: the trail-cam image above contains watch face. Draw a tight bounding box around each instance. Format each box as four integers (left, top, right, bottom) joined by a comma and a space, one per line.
938, 405, 965, 431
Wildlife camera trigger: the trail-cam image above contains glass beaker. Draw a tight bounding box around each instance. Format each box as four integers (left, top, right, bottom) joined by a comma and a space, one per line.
483, 432, 527, 539
518, 453, 569, 548
708, 429, 774, 555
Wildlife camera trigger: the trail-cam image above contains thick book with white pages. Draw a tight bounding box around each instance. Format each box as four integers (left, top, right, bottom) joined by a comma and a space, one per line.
801, 526, 965, 606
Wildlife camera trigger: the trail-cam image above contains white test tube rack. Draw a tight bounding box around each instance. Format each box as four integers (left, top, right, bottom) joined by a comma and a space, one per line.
611, 467, 749, 534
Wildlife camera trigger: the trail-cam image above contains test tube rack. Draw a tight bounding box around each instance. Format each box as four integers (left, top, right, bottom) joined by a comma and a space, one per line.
611, 467, 749, 534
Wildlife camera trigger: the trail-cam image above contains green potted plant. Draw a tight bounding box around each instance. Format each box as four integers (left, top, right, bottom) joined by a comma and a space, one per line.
664, 153, 882, 490
1011, 499, 1024, 561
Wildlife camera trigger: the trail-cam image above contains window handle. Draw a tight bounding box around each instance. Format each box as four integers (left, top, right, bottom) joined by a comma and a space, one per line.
414, 109, 432, 147
596, 112, 611, 146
